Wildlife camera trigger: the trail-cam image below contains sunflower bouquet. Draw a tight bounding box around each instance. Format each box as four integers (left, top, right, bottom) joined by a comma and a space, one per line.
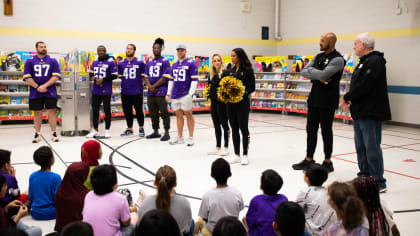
203, 83, 211, 101
217, 76, 245, 103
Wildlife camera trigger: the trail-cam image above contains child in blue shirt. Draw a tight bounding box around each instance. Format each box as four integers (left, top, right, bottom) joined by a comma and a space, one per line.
28, 146, 61, 220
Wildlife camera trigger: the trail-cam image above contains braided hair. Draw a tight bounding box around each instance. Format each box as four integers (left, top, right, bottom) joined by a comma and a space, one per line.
353, 176, 389, 236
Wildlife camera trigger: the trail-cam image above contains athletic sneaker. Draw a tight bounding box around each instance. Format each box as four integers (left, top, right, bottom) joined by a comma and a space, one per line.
146, 133, 161, 139
104, 130, 111, 138
139, 128, 145, 137
241, 155, 249, 165
160, 134, 170, 141
207, 149, 222, 155
170, 137, 185, 145
121, 129, 134, 136
51, 132, 59, 142
186, 137, 194, 146
229, 155, 241, 164
321, 160, 334, 172
32, 133, 41, 143
292, 159, 315, 170
220, 148, 229, 156
86, 129, 99, 139
379, 186, 387, 194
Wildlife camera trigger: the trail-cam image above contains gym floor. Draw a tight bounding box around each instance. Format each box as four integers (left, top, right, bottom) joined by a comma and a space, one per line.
1, 113, 419, 235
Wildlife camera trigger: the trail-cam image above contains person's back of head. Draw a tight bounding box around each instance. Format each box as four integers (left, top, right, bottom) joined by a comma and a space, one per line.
59, 221, 93, 236
273, 201, 305, 236
352, 176, 389, 235
90, 164, 117, 195
211, 158, 231, 186
212, 216, 247, 236
135, 209, 181, 236
261, 169, 283, 195
0, 149, 11, 170
155, 165, 177, 212
304, 163, 328, 187
328, 181, 365, 231
33, 146, 54, 170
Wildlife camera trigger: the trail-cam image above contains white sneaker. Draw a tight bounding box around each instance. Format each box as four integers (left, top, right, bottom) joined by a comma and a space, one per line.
104, 130, 111, 138
32, 133, 41, 143
170, 137, 184, 145
220, 148, 229, 156
241, 155, 249, 165
186, 137, 194, 146
51, 132, 59, 142
86, 130, 99, 138
229, 155, 241, 164
207, 149, 221, 155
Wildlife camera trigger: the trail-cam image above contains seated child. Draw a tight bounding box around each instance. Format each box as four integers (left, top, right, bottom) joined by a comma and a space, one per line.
29, 146, 61, 220
0, 149, 28, 204
135, 209, 181, 236
323, 181, 368, 236
213, 216, 247, 236
273, 201, 309, 236
244, 169, 288, 236
80, 140, 102, 190
82, 164, 134, 236
196, 158, 244, 236
295, 164, 337, 236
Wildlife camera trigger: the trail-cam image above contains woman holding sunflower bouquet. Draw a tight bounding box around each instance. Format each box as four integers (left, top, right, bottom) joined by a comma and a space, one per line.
222, 48, 255, 165
205, 54, 230, 156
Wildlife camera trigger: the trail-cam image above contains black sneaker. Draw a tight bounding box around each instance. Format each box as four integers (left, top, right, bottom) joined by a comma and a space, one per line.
160, 134, 170, 141
379, 186, 387, 193
292, 159, 315, 170
121, 129, 134, 136
322, 160, 334, 173
146, 133, 161, 139
139, 128, 145, 137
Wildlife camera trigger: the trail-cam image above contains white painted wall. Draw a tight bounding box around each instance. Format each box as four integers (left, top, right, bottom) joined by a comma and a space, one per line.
276, 0, 420, 124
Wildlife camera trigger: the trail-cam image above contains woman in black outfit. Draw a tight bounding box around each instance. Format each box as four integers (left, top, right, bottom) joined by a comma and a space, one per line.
208, 54, 230, 156
226, 48, 255, 165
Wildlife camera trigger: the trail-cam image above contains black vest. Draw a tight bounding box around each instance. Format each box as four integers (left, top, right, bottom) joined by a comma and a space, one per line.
307, 50, 344, 109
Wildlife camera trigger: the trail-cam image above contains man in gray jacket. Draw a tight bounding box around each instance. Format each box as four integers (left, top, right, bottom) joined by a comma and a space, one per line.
292, 32, 345, 172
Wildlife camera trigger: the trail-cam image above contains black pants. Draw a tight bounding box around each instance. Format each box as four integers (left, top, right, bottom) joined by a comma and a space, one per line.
147, 96, 170, 131
122, 94, 144, 129
306, 106, 335, 159
211, 100, 230, 148
92, 94, 111, 130
227, 99, 250, 155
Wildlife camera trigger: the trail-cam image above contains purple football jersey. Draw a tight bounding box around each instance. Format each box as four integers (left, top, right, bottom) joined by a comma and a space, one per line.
23, 55, 61, 99
170, 59, 199, 99
118, 57, 145, 95
143, 56, 172, 96
91, 58, 118, 95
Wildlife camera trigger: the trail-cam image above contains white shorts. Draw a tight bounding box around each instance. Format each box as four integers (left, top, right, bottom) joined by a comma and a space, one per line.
171, 94, 193, 111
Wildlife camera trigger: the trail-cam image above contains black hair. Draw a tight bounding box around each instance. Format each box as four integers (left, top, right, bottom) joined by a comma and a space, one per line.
274, 201, 306, 236
0, 174, 6, 189
153, 38, 165, 49
60, 221, 93, 236
90, 165, 117, 195
261, 169, 283, 195
213, 216, 247, 236
0, 149, 11, 169
127, 43, 136, 51
135, 209, 181, 236
117, 56, 123, 60
304, 163, 328, 186
97, 45, 106, 50
33, 146, 53, 170
232, 48, 252, 70
35, 41, 45, 48
211, 158, 231, 186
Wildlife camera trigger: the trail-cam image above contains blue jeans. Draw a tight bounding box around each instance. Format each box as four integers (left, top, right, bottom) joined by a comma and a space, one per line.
353, 119, 386, 188
12, 216, 42, 236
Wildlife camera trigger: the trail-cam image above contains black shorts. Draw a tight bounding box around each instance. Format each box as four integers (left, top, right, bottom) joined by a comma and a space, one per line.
29, 97, 57, 111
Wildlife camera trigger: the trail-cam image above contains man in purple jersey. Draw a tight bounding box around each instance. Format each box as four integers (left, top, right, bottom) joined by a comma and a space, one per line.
86, 45, 118, 139
167, 44, 198, 146
23, 41, 61, 143
143, 38, 171, 141
118, 44, 146, 137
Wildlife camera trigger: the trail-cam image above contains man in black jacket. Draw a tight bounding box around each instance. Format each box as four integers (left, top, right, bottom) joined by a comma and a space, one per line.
340, 32, 391, 193
292, 32, 345, 172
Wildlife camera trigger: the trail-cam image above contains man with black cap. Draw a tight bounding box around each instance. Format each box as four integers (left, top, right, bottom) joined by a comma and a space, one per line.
167, 44, 199, 146
292, 32, 345, 172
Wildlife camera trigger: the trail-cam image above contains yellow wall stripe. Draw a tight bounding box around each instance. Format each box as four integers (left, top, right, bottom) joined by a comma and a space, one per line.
1, 27, 419, 47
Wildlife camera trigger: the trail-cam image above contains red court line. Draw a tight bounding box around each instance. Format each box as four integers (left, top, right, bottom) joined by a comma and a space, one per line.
195, 121, 213, 128
332, 142, 420, 180
252, 129, 301, 135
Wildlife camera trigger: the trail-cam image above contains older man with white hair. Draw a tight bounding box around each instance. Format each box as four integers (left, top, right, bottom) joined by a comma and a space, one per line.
340, 32, 391, 193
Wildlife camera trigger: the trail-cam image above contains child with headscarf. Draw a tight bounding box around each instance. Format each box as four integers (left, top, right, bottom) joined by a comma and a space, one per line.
80, 140, 102, 190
